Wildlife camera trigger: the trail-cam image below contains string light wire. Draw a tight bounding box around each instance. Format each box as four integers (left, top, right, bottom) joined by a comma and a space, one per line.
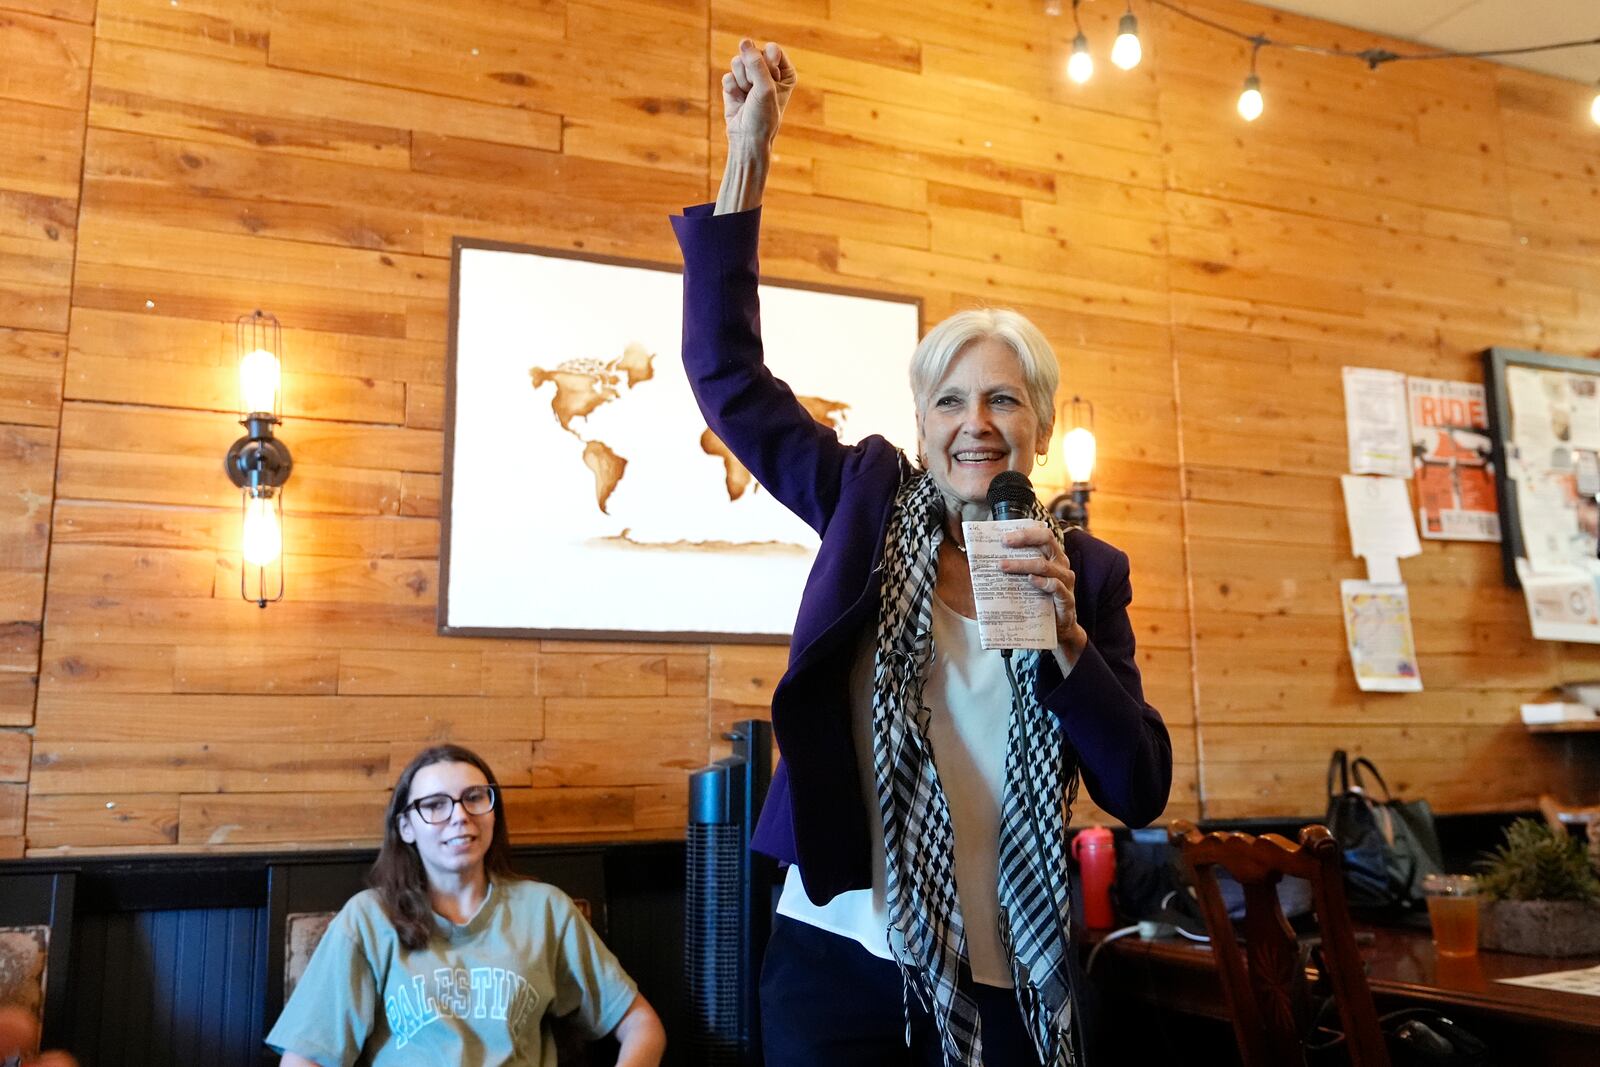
1146, 0, 1600, 71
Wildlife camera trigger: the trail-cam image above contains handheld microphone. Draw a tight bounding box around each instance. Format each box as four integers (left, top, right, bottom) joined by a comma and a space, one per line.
963, 470, 1053, 651
987, 470, 1036, 521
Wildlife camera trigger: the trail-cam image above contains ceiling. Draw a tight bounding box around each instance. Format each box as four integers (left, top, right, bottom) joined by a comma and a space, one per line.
1250, 1, 1600, 84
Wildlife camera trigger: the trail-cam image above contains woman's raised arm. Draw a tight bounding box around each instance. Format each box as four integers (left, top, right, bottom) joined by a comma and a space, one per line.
715, 39, 796, 215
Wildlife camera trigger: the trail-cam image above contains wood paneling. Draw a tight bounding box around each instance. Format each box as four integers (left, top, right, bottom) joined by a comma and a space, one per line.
0, 1, 83, 856
30, 741, 391, 794
0, 0, 1596, 854
28, 792, 180, 849
1159, 0, 1600, 816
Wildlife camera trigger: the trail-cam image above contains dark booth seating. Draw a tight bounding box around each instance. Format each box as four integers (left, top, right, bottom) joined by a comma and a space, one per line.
0, 841, 685, 1067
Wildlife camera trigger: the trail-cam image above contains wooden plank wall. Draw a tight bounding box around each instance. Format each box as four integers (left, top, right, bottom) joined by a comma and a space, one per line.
1161, 0, 1600, 815
0, 0, 1595, 856
0, 0, 93, 858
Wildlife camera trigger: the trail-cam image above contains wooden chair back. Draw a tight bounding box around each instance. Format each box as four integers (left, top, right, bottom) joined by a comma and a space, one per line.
1168, 820, 1390, 1067
1538, 794, 1600, 870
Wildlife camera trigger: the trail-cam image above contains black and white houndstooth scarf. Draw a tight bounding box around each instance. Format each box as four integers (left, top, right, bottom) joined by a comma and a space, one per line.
871, 468, 1080, 1067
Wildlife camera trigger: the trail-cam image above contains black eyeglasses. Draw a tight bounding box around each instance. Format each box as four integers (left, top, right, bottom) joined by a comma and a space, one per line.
405, 784, 497, 824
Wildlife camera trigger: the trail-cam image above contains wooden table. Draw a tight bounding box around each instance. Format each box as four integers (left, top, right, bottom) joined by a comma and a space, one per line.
1083, 923, 1600, 1065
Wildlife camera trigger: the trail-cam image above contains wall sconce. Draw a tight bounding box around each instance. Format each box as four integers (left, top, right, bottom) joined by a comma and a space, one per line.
224, 310, 292, 608
1048, 395, 1096, 530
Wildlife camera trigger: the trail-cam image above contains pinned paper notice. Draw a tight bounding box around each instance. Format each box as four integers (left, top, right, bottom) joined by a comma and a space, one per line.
1343, 367, 1411, 478
1341, 475, 1421, 584
1405, 376, 1500, 543
1568, 376, 1600, 452
1340, 580, 1423, 692
1515, 557, 1600, 644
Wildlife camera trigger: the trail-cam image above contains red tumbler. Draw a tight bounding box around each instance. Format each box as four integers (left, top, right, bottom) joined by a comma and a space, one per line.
1071, 825, 1116, 929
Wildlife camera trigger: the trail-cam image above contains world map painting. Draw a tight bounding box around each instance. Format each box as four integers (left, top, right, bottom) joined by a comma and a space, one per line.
442, 241, 919, 640
530, 344, 849, 519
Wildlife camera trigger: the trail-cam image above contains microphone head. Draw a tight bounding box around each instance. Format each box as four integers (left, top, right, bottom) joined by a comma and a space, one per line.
986, 471, 1036, 521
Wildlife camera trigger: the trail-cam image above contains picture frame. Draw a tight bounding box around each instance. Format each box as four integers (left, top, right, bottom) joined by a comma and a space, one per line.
437, 237, 923, 642
1483, 345, 1600, 589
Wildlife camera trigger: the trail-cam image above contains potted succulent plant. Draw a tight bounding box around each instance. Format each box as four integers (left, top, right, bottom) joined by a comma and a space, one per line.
1477, 818, 1600, 957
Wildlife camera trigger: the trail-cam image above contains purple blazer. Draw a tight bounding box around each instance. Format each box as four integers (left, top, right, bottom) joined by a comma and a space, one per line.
671, 204, 1173, 906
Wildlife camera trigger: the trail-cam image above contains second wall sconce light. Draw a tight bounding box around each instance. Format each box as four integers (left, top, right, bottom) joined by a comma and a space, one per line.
1048, 395, 1096, 530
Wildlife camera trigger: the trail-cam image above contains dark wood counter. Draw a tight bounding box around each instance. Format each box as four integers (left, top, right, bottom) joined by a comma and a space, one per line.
1084, 922, 1600, 1065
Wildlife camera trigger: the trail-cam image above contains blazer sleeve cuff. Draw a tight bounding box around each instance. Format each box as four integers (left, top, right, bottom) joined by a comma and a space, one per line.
671, 203, 760, 242
670, 205, 762, 295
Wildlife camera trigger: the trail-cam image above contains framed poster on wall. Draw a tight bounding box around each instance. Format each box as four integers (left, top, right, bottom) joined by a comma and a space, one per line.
1483, 346, 1600, 644
438, 238, 922, 643
1485, 346, 1600, 588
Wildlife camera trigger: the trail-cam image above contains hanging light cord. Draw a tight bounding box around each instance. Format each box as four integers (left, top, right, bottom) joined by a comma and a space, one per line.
1146, 0, 1600, 71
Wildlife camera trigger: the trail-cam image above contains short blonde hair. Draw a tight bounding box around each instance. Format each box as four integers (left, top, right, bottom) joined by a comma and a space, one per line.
908, 308, 1060, 439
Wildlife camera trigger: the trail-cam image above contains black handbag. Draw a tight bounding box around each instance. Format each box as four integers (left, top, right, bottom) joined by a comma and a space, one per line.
1324, 750, 1445, 912
1308, 1004, 1490, 1066
1305, 943, 1490, 1065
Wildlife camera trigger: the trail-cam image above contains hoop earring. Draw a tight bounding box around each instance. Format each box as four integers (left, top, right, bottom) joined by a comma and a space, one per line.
1035, 452, 1049, 469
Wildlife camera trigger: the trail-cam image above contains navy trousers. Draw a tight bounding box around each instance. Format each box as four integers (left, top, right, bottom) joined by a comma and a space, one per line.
759, 915, 1046, 1067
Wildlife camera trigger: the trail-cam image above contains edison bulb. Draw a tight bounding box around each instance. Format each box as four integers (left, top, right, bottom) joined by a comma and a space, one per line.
1067, 34, 1094, 84
1238, 75, 1264, 122
242, 494, 282, 567
1111, 13, 1141, 70
239, 347, 280, 415
1062, 427, 1097, 484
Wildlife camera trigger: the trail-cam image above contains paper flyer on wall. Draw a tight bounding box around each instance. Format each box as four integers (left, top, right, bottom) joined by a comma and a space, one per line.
1343, 367, 1411, 478
1504, 365, 1600, 574
1339, 580, 1423, 692
1517, 463, 1588, 572
1340, 475, 1421, 560
1514, 557, 1600, 644
1405, 377, 1500, 542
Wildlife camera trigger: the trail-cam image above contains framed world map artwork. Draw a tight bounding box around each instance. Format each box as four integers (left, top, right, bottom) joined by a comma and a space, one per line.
439, 237, 922, 642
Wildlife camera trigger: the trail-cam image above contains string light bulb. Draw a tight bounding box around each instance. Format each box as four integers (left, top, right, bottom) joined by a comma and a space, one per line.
1237, 40, 1265, 122
1238, 73, 1264, 121
1111, 8, 1142, 70
1068, 32, 1094, 83
1591, 80, 1600, 126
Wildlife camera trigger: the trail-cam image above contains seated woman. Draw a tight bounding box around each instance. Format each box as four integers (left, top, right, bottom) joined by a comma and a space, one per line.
267, 744, 665, 1067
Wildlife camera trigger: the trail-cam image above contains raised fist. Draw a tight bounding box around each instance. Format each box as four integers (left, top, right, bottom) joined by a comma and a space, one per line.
722, 39, 796, 149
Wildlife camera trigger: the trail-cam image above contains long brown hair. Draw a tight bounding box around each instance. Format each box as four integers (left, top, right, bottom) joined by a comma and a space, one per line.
368, 743, 522, 950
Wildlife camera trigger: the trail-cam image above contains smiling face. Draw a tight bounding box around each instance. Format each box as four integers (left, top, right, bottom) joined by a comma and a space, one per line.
917, 336, 1051, 515
397, 760, 496, 886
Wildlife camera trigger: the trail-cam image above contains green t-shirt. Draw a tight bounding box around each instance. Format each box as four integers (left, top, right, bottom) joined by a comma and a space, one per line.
266, 879, 638, 1067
